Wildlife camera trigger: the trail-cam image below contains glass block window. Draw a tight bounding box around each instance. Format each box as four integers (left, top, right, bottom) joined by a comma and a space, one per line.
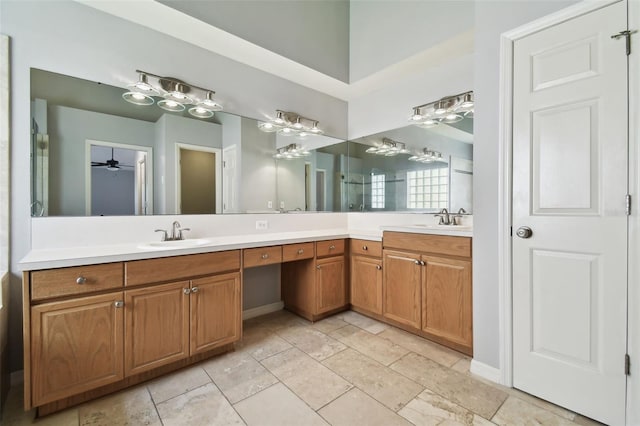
407, 168, 448, 210
371, 174, 385, 209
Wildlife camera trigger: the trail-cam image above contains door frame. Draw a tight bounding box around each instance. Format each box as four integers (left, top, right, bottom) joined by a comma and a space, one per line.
85, 139, 154, 216
174, 143, 222, 214
497, 0, 627, 389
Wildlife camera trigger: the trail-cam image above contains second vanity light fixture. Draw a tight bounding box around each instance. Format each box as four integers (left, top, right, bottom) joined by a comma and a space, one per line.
365, 137, 411, 156
409, 91, 474, 128
273, 143, 311, 160
122, 70, 223, 119
258, 110, 323, 138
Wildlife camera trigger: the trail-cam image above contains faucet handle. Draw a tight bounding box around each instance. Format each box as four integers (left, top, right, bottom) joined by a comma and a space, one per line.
457, 208, 467, 215
434, 214, 445, 225
155, 229, 168, 241
177, 228, 191, 240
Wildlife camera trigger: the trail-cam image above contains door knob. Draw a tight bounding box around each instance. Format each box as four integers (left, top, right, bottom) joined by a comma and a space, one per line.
114, 301, 124, 308
516, 226, 533, 239
76, 276, 87, 284
191, 286, 199, 293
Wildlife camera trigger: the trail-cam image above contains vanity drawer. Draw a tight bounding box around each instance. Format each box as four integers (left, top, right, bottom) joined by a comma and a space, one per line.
125, 251, 240, 286
383, 231, 471, 258
316, 239, 345, 258
282, 242, 315, 262
31, 262, 124, 301
243, 246, 283, 268
350, 239, 382, 258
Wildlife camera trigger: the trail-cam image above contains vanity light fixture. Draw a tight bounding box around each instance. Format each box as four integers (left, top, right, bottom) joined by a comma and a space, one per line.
409, 90, 473, 128
122, 70, 222, 119
258, 110, 324, 136
365, 137, 411, 156
273, 143, 311, 159
408, 148, 446, 163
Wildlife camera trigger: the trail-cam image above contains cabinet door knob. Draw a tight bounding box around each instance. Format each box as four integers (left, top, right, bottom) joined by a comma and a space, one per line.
114, 301, 124, 308
376, 265, 382, 270
363, 246, 368, 250
420, 260, 426, 266
316, 265, 321, 270
261, 254, 269, 259
329, 245, 336, 250
76, 276, 87, 285
191, 286, 199, 293
297, 249, 304, 254
183, 288, 191, 295
414, 260, 421, 265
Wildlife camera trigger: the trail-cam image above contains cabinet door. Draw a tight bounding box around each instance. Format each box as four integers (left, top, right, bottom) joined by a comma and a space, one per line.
383, 250, 422, 329
422, 256, 472, 350
315, 256, 346, 314
350, 255, 382, 315
125, 281, 190, 376
31, 292, 124, 406
190, 272, 241, 355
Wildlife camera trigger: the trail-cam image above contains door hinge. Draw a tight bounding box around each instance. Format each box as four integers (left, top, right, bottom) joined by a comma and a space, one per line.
223, 161, 226, 168
611, 30, 637, 55
625, 354, 631, 376
626, 194, 631, 216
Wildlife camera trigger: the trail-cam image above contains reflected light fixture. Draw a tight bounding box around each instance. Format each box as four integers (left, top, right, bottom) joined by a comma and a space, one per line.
365, 137, 411, 156
273, 143, 311, 159
258, 110, 324, 136
409, 91, 473, 128
408, 148, 447, 163
122, 70, 222, 119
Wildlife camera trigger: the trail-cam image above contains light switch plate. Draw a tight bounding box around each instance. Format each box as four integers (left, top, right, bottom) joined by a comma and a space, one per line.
255, 220, 268, 230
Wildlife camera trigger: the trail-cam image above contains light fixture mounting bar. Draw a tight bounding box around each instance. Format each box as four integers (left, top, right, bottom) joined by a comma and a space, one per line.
135, 69, 215, 95
412, 90, 472, 110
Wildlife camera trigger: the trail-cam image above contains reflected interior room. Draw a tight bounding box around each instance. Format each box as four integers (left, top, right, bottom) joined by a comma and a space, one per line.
0, 1, 637, 426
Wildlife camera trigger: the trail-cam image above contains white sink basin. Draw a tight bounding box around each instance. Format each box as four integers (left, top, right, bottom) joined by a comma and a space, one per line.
138, 238, 211, 250
407, 224, 473, 231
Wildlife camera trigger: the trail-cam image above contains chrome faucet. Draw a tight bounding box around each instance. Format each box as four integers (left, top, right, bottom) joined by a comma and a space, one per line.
435, 208, 451, 225
155, 221, 190, 241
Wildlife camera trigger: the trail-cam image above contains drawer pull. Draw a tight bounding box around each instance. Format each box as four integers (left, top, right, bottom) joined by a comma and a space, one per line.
363, 246, 368, 250
414, 260, 421, 265
114, 301, 124, 308
183, 288, 191, 295
297, 249, 304, 254
329, 245, 336, 250
76, 276, 87, 285
261, 254, 269, 259
316, 265, 321, 270
376, 265, 382, 270
191, 286, 199, 293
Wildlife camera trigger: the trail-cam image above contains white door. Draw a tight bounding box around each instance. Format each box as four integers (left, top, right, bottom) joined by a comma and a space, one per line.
512, 2, 628, 424
223, 145, 238, 213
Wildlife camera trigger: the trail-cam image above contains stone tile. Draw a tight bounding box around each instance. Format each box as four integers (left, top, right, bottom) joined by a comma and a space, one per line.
319, 388, 412, 426
330, 325, 409, 366
147, 365, 211, 404
311, 315, 349, 334
573, 414, 606, 426
2, 386, 78, 426
261, 347, 352, 410
244, 310, 307, 333
277, 325, 347, 361
391, 352, 507, 420
236, 330, 292, 361
233, 383, 328, 426
202, 350, 278, 403
322, 348, 423, 411
505, 387, 577, 421
378, 327, 463, 367
79, 386, 161, 426
492, 397, 577, 426
155, 383, 244, 426
398, 388, 494, 426
451, 357, 472, 374
337, 310, 389, 334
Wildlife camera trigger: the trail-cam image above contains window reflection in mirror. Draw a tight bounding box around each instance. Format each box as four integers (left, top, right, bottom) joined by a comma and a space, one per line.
347, 118, 473, 213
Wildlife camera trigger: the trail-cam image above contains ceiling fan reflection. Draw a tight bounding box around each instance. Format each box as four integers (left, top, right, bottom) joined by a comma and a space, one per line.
91, 148, 134, 171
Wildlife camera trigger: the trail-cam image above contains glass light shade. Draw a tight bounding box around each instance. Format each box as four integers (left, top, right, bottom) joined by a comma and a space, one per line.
292, 117, 304, 129
128, 74, 159, 96
459, 93, 474, 109
442, 113, 463, 123
157, 99, 185, 112
258, 122, 280, 132
164, 90, 193, 105
122, 91, 154, 106
277, 127, 298, 136
309, 122, 323, 135
188, 106, 214, 119
464, 109, 474, 118
200, 92, 223, 111
418, 119, 440, 128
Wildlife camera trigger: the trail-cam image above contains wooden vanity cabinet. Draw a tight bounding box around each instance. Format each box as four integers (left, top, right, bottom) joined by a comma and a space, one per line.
383, 231, 473, 355
350, 239, 383, 315
282, 239, 347, 321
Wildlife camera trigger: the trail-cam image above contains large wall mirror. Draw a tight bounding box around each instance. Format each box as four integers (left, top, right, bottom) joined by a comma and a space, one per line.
30, 69, 346, 216
346, 113, 473, 213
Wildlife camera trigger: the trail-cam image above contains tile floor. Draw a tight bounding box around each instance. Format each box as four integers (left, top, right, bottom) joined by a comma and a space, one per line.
2, 310, 604, 426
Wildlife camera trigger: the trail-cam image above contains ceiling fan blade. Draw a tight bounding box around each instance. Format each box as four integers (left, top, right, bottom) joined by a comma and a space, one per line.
91, 162, 108, 166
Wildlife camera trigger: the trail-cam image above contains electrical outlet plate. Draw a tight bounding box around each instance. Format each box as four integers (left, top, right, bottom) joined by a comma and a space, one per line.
280, 201, 285, 209
255, 220, 268, 230
267, 201, 273, 209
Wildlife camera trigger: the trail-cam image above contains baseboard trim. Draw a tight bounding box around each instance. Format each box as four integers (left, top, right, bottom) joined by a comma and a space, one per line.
10, 370, 23, 387
470, 359, 502, 384
242, 301, 284, 320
